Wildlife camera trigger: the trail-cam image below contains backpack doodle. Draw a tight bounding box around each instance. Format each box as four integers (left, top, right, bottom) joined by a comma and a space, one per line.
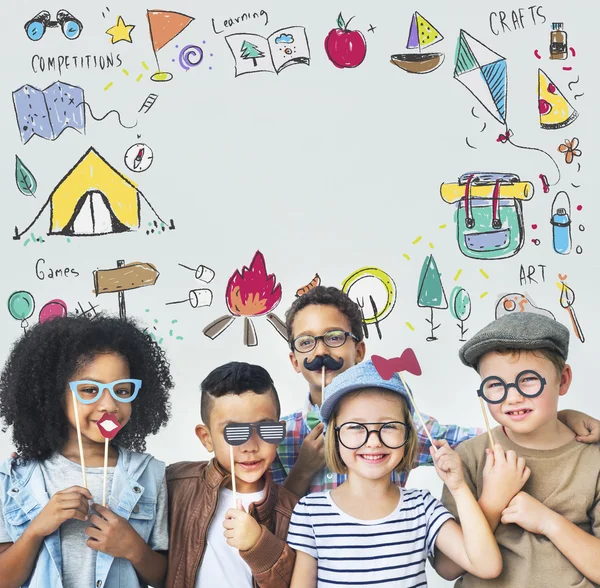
440, 172, 535, 260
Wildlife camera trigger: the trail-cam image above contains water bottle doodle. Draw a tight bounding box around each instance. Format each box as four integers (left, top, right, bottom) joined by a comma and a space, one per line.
550, 191, 572, 255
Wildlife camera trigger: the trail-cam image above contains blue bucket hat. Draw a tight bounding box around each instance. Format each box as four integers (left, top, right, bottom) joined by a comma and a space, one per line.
320, 359, 413, 427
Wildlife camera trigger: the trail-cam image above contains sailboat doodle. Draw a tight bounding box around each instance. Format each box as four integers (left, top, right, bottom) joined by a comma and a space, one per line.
390, 12, 444, 74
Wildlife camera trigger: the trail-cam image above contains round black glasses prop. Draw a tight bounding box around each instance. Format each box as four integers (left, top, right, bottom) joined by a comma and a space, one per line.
335, 421, 410, 450
477, 370, 546, 405
224, 422, 286, 446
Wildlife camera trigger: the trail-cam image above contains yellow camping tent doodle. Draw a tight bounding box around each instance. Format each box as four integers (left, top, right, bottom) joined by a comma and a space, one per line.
13, 147, 174, 239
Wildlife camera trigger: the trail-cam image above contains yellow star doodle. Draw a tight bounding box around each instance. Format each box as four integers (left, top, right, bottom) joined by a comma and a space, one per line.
106, 16, 135, 44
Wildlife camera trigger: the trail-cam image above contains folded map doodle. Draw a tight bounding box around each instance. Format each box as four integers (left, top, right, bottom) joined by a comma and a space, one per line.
13, 81, 85, 144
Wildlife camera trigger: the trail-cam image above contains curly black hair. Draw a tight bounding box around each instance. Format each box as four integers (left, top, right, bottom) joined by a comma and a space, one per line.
285, 286, 364, 346
0, 314, 173, 461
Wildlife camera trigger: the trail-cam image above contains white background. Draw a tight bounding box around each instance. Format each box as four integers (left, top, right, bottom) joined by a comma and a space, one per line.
1, 1, 598, 586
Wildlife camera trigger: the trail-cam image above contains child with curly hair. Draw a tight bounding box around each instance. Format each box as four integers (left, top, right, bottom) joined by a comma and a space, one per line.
0, 314, 173, 588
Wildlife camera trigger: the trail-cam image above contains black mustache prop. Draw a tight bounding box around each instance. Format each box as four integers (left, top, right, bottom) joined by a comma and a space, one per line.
304, 355, 344, 371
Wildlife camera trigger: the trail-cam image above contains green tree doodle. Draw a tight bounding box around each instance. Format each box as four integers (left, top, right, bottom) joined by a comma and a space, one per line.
416, 255, 448, 341
449, 286, 472, 341
240, 40, 265, 67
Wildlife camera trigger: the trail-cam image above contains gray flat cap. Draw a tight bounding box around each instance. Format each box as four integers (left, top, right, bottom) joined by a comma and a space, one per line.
459, 312, 569, 368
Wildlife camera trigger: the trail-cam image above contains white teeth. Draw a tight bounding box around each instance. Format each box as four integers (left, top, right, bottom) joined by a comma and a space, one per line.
100, 420, 118, 432
360, 454, 385, 461
508, 410, 529, 416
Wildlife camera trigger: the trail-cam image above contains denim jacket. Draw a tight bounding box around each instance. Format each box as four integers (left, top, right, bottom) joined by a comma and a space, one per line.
0, 447, 165, 588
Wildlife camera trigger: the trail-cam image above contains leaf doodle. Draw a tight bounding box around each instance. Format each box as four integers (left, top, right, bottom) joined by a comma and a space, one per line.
15, 155, 37, 197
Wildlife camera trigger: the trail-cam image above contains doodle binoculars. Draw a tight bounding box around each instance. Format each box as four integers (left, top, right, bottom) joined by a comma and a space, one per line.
25, 10, 82, 41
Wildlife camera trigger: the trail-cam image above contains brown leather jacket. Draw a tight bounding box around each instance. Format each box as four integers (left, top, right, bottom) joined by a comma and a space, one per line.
165, 458, 298, 588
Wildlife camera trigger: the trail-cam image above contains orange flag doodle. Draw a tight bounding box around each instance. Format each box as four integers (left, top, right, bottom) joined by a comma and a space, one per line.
147, 10, 194, 81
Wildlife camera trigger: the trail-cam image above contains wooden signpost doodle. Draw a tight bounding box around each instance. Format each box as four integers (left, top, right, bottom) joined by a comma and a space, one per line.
93, 260, 160, 319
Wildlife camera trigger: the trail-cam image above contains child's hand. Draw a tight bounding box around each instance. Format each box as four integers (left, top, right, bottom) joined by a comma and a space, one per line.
430, 440, 465, 493
295, 422, 325, 476
86, 503, 145, 561
223, 500, 262, 552
29, 485, 92, 538
501, 491, 553, 535
560, 409, 600, 443
480, 443, 530, 513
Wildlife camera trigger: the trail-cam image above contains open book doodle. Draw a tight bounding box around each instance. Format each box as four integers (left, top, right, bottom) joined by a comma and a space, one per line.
13, 81, 85, 144
226, 26, 310, 76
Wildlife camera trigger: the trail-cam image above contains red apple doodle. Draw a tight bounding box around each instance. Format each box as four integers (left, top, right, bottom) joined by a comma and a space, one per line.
97, 413, 122, 440
324, 13, 367, 69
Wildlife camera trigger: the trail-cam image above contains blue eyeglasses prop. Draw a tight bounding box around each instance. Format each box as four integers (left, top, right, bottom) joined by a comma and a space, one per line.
25, 10, 83, 41
69, 380, 142, 405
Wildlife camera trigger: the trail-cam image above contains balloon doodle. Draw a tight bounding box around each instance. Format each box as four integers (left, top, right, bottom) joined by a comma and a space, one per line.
8, 290, 35, 331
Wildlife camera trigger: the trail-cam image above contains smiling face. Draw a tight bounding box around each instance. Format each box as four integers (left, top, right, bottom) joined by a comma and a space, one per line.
289, 304, 366, 404
64, 352, 132, 447
330, 389, 415, 482
479, 349, 571, 436
196, 391, 281, 494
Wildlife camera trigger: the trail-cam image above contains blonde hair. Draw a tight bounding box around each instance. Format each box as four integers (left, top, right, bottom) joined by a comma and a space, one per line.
325, 389, 419, 475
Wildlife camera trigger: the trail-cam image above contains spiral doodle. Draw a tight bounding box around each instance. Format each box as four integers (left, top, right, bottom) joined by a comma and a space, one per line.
179, 45, 203, 70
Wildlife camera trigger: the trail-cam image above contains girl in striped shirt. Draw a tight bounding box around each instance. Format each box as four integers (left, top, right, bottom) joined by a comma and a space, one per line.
287, 360, 501, 587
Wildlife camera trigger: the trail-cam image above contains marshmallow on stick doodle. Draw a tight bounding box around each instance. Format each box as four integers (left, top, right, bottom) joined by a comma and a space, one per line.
97, 414, 123, 507
372, 349, 438, 453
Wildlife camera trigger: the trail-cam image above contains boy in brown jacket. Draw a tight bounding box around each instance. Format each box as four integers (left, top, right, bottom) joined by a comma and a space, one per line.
165, 362, 298, 587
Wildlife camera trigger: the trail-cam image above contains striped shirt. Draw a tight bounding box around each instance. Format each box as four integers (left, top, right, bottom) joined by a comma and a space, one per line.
287, 489, 454, 587
272, 393, 483, 494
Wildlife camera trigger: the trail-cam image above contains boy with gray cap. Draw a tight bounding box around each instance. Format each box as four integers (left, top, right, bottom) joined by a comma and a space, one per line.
439, 312, 600, 586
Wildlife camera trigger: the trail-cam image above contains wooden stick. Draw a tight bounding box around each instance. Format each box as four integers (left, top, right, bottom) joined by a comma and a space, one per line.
321, 366, 326, 408
71, 390, 87, 489
102, 438, 109, 507
397, 372, 438, 453
479, 397, 495, 450
229, 445, 237, 504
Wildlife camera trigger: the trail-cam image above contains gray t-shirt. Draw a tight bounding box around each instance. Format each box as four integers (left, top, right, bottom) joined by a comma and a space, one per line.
0, 452, 168, 588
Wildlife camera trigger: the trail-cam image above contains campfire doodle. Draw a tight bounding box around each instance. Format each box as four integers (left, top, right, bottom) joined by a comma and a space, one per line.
203, 251, 287, 347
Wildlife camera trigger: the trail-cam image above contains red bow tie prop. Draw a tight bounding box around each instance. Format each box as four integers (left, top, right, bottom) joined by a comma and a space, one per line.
372, 349, 422, 381
371, 350, 438, 453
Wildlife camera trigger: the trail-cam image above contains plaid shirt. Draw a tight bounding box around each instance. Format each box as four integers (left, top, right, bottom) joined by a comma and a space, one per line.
271, 392, 483, 495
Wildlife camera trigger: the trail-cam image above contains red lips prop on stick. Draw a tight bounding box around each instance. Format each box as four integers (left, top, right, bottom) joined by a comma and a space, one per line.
372, 350, 438, 453
97, 414, 123, 507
